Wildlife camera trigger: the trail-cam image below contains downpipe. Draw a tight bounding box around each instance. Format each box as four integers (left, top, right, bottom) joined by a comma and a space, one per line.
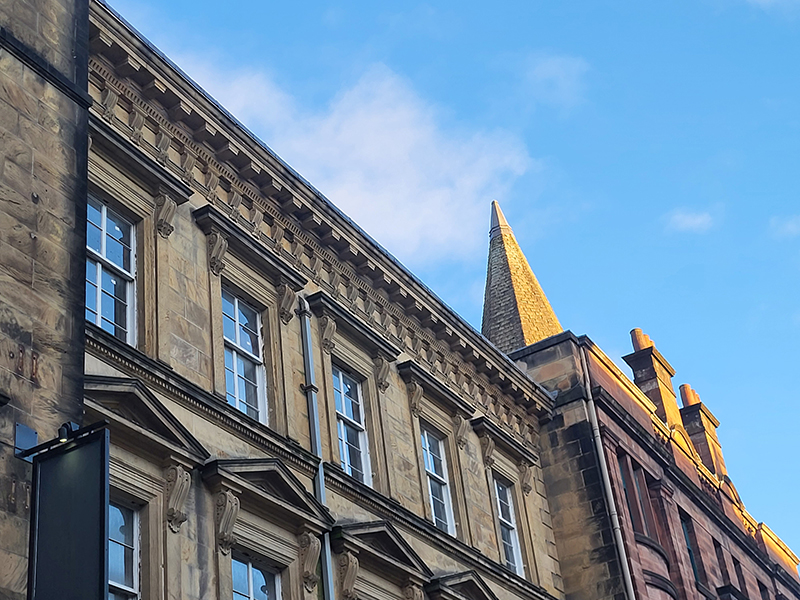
298, 297, 336, 600
579, 345, 637, 600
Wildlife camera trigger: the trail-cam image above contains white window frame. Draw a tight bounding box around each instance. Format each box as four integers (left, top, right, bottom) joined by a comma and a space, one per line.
85, 196, 136, 345
421, 427, 455, 535
494, 476, 524, 575
332, 365, 372, 486
108, 501, 140, 600
222, 288, 268, 424
232, 555, 280, 600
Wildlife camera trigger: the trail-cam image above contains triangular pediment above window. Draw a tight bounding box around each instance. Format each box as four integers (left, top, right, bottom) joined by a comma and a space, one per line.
332, 521, 433, 584
203, 458, 334, 532
425, 571, 500, 600
84, 375, 209, 462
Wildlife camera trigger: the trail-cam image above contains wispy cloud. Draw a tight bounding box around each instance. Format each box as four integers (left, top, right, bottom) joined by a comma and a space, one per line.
770, 215, 800, 238
664, 209, 715, 233
524, 53, 590, 112
172, 56, 532, 268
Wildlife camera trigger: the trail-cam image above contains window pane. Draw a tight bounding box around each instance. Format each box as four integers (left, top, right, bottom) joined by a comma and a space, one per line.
223, 313, 236, 343
252, 567, 270, 600
345, 424, 364, 481
86, 261, 98, 319
109, 504, 133, 545
106, 209, 132, 271
87, 220, 102, 254
430, 479, 448, 531
231, 558, 249, 594
334, 388, 343, 414
238, 302, 259, 355
222, 289, 236, 320
501, 524, 516, 569
87, 197, 103, 229
342, 375, 361, 423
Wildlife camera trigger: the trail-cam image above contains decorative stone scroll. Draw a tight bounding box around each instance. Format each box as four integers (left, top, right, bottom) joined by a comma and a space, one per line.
155, 192, 177, 238
155, 130, 171, 165
207, 231, 228, 276
519, 462, 533, 496
278, 283, 296, 325
214, 489, 240, 554
403, 583, 424, 600
481, 436, 496, 470
408, 380, 423, 418
374, 356, 390, 393
338, 551, 359, 600
320, 316, 336, 354
454, 415, 469, 450
100, 87, 118, 122
165, 464, 191, 533
298, 530, 322, 594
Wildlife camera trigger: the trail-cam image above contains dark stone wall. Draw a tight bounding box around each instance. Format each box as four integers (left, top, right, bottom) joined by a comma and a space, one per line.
0, 0, 89, 596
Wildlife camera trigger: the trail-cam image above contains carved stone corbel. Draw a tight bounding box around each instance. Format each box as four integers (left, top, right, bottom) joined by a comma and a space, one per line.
214, 489, 240, 555
129, 108, 144, 144
206, 170, 219, 202
164, 464, 191, 533
228, 191, 242, 221
454, 414, 469, 449
320, 316, 336, 354
402, 582, 423, 600
408, 380, 423, 418
519, 462, 533, 496
207, 231, 228, 276
481, 436, 496, 470
100, 87, 118, 122
298, 530, 322, 594
338, 551, 359, 600
373, 356, 390, 393
181, 150, 196, 184
155, 131, 171, 165
155, 192, 178, 238
277, 283, 296, 325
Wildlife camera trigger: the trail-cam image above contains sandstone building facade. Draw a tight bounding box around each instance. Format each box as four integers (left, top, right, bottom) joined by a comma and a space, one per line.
0, 2, 797, 600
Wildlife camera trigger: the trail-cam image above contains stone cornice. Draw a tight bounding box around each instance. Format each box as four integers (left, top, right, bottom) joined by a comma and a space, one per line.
87, 0, 553, 425
397, 360, 475, 418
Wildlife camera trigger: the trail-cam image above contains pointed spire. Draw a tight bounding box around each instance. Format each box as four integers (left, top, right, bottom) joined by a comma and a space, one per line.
481, 201, 562, 353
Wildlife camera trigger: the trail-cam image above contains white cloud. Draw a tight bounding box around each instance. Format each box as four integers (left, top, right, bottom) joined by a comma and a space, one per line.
524, 54, 590, 112
665, 209, 715, 233
173, 56, 532, 267
770, 215, 800, 238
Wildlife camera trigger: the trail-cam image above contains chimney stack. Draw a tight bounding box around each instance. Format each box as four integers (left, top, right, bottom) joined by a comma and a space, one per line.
622, 329, 683, 428
679, 384, 727, 477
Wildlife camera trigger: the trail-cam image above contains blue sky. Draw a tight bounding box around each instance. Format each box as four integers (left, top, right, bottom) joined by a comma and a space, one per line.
109, 0, 800, 550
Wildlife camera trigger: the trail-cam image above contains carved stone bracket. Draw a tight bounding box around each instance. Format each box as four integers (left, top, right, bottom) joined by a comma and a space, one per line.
408, 380, 423, 418
320, 316, 336, 354
403, 582, 424, 600
278, 283, 296, 325
481, 436, 496, 470
100, 86, 118, 122
208, 231, 229, 276
165, 464, 191, 533
155, 191, 178, 238
454, 414, 469, 449
298, 530, 322, 594
519, 462, 533, 496
214, 489, 240, 555
338, 551, 359, 600
374, 356, 390, 393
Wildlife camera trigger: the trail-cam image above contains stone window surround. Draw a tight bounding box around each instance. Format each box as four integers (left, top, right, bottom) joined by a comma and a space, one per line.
471, 416, 540, 584
88, 114, 192, 362
398, 360, 472, 544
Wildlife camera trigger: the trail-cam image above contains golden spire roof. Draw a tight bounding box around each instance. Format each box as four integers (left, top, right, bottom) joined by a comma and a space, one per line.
481, 201, 562, 353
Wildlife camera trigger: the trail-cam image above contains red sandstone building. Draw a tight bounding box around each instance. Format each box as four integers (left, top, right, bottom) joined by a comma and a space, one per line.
482, 201, 800, 600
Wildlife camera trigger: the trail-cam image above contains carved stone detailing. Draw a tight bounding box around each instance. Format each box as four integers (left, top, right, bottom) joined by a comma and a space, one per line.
298, 531, 322, 594
320, 316, 336, 354
338, 551, 359, 600
481, 436, 496, 470
330, 271, 341, 296
520, 462, 533, 496
363, 298, 375, 318
155, 192, 178, 238
311, 256, 323, 283
271, 222, 284, 252
181, 150, 196, 184
129, 108, 144, 144
207, 231, 229, 276
346, 284, 358, 304
155, 131, 171, 165
408, 380, 423, 418
278, 283, 296, 325
374, 356, 390, 393
164, 464, 191, 533
214, 489, 240, 555
228, 191, 242, 220
100, 87, 118, 121
251, 208, 264, 236
454, 414, 469, 449
206, 170, 219, 201
403, 583, 423, 600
